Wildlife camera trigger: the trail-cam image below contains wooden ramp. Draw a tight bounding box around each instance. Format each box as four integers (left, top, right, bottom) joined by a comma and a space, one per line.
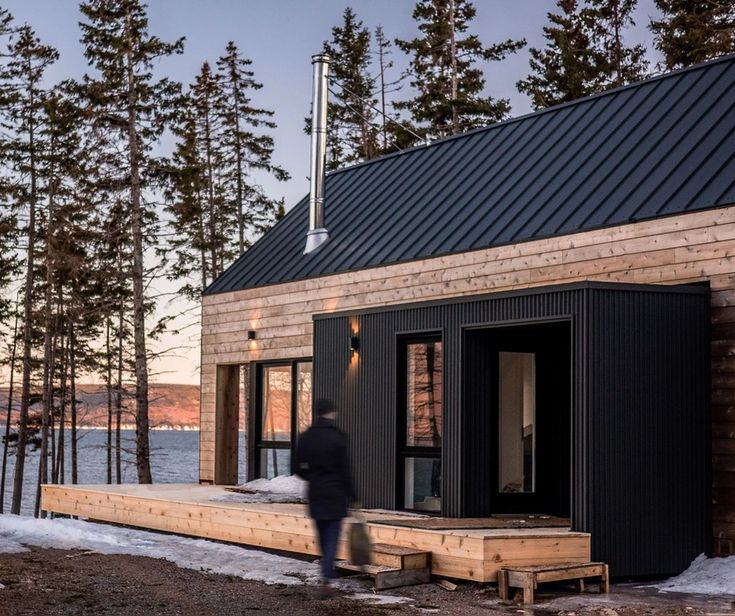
41, 483, 591, 583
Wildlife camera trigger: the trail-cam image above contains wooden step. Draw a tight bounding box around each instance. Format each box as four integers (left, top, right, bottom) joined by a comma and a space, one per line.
498, 561, 609, 605
371, 543, 430, 570
336, 560, 431, 590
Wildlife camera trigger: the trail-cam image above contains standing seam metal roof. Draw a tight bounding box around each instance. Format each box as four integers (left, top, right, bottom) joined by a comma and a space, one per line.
205, 54, 735, 295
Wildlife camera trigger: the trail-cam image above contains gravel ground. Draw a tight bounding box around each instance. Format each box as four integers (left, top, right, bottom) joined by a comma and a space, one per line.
0, 547, 733, 616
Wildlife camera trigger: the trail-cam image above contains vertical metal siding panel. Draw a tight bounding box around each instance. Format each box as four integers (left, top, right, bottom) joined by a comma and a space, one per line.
587, 288, 710, 577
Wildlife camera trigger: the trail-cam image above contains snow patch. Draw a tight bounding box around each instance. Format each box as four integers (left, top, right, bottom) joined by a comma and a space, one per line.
653, 554, 735, 596
0, 514, 319, 586
209, 475, 307, 504
0, 533, 29, 554
347, 592, 414, 606
239, 475, 306, 495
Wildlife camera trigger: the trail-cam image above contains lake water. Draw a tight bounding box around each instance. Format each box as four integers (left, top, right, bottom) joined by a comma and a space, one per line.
1, 429, 247, 516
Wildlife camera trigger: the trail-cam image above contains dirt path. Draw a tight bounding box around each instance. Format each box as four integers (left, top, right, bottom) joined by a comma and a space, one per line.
0, 547, 733, 616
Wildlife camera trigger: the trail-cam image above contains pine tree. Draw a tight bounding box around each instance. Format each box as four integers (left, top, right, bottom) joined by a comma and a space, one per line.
650, 0, 735, 69
587, 0, 648, 87
518, 1, 605, 109
167, 45, 287, 298
518, 0, 647, 110
373, 25, 405, 154
80, 0, 183, 484
166, 101, 208, 299
322, 8, 378, 169
396, 0, 525, 139
4, 24, 58, 515
0, 9, 18, 328
217, 42, 289, 253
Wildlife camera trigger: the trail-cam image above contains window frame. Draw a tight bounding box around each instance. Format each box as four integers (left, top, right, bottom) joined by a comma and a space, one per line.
251, 357, 312, 480
396, 333, 444, 514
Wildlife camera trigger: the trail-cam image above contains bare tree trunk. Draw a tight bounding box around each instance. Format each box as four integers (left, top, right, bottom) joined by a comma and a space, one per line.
55, 320, 67, 486
449, 0, 459, 135
38, 171, 57, 518
50, 321, 58, 482
377, 30, 388, 151
11, 72, 38, 515
233, 89, 245, 256
116, 304, 123, 484
69, 322, 78, 485
204, 103, 218, 280
612, 0, 622, 86
106, 316, 112, 484
0, 307, 19, 514
124, 9, 152, 484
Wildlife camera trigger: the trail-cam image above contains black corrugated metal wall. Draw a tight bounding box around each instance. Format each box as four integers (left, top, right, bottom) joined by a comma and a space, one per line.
583, 287, 711, 576
312, 282, 710, 577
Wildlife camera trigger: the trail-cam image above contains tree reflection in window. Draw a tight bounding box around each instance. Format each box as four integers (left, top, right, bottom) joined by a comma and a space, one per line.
406, 342, 443, 448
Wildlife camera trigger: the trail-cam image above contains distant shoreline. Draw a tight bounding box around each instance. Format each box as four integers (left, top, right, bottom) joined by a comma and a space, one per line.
0, 425, 202, 432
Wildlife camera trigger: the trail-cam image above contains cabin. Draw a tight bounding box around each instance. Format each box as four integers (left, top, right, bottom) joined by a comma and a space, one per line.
197, 54, 735, 579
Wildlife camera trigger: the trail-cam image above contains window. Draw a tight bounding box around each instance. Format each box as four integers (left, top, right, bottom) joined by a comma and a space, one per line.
399, 337, 442, 513
254, 359, 312, 479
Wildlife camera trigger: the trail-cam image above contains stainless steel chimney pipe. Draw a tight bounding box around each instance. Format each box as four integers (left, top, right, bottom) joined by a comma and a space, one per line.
304, 53, 330, 255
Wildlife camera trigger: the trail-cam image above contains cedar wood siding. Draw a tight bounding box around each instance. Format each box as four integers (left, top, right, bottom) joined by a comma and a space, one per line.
199, 205, 735, 556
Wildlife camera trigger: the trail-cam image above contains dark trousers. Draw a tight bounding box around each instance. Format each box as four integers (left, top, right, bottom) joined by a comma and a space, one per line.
315, 518, 343, 581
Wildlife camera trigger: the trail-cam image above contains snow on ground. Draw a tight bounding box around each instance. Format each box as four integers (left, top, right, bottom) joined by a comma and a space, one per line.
209, 475, 307, 504
347, 592, 414, 606
238, 475, 306, 495
0, 514, 319, 586
0, 513, 415, 605
652, 554, 735, 596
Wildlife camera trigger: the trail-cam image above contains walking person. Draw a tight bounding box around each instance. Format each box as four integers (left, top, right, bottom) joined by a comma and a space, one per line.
292, 398, 355, 597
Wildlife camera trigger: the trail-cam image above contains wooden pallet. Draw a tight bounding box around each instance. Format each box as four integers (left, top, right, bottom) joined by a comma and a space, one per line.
497, 562, 609, 605
336, 543, 431, 590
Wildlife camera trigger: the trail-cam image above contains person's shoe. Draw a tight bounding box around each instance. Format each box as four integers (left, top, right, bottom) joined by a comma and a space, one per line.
317, 581, 337, 599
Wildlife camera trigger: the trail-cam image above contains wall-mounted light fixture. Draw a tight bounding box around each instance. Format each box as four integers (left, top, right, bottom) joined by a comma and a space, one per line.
350, 335, 360, 353
247, 330, 257, 340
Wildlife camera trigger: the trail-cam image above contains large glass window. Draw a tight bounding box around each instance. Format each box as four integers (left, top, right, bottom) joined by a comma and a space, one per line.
261, 365, 292, 442
255, 359, 312, 479
399, 338, 442, 513
498, 352, 536, 493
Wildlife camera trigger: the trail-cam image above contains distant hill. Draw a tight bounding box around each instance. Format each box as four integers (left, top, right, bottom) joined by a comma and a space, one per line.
0, 383, 200, 430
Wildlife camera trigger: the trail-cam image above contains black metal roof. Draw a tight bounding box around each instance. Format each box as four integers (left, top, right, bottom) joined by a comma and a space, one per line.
205, 54, 735, 295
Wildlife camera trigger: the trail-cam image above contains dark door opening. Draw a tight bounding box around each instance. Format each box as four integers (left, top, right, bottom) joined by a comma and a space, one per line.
465, 320, 571, 517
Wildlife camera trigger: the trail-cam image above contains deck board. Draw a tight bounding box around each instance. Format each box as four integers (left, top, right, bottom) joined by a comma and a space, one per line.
41, 483, 591, 582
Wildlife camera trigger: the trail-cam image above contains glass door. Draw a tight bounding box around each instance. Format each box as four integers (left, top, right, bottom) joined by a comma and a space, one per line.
254, 359, 312, 479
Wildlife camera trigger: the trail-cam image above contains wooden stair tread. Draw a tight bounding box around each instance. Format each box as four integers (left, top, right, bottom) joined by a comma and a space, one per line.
372, 543, 428, 556
336, 561, 400, 575
336, 560, 431, 590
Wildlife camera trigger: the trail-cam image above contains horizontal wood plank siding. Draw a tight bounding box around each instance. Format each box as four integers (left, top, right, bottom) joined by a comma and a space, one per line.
199, 206, 735, 555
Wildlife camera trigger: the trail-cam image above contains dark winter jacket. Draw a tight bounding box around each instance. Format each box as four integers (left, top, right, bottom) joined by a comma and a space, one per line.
292, 417, 355, 520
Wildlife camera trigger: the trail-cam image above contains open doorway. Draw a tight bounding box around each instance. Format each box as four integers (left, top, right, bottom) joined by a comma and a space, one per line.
465, 320, 571, 517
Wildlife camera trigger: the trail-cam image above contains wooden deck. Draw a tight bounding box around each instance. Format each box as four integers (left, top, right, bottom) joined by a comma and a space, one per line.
41, 483, 591, 582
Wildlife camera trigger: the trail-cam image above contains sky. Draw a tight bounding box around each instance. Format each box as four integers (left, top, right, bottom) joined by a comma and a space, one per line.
1, 0, 663, 385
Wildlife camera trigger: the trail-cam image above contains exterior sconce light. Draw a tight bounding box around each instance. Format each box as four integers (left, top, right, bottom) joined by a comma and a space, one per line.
350, 335, 360, 352
247, 330, 257, 340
